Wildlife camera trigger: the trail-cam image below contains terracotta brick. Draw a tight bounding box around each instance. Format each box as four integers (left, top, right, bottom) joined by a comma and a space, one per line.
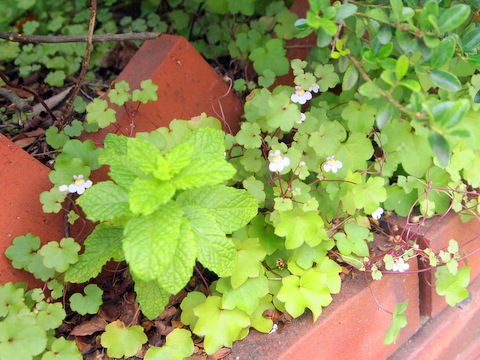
0, 134, 64, 287
394, 213, 480, 318
226, 260, 420, 360
85, 34, 243, 148
388, 273, 480, 360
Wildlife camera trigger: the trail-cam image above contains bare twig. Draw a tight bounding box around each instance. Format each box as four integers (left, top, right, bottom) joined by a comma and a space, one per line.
0, 87, 32, 112
58, 0, 97, 127
0, 31, 162, 44
0, 71, 58, 123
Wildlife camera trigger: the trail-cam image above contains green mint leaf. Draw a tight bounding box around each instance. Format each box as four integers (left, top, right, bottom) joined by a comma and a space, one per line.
157, 220, 196, 294
129, 178, 176, 215
101, 320, 148, 358
274, 208, 329, 249
76, 181, 130, 222
177, 185, 257, 233
127, 137, 166, 176
171, 157, 236, 190
183, 206, 235, 277
165, 142, 195, 176
134, 276, 171, 320
38, 237, 81, 273
193, 296, 250, 355
65, 224, 124, 283
123, 201, 183, 281
5, 233, 40, 270
69, 284, 103, 315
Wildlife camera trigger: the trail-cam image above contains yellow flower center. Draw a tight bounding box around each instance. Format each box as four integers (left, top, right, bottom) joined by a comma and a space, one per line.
297, 89, 305, 95
273, 156, 281, 162
75, 179, 85, 185
328, 159, 336, 164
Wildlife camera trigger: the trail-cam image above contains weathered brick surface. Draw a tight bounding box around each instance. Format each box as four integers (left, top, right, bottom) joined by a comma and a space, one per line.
85, 34, 243, 148
226, 261, 420, 360
389, 273, 480, 360
0, 134, 64, 287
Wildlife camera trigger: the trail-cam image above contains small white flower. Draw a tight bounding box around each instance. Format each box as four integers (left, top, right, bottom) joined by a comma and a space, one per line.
392, 258, 410, 272
309, 83, 320, 93
269, 150, 290, 173
371, 207, 384, 220
58, 185, 69, 195
68, 175, 93, 195
323, 155, 343, 173
290, 86, 312, 105
296, 112, 306, 124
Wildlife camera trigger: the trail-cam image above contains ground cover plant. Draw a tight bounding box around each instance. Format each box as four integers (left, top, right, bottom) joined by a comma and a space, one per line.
2, 0, 480, 358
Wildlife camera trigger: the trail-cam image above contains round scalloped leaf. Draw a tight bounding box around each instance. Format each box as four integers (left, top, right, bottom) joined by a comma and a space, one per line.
0, 314, 47, 359
144, 328, 194, 360
0, 283, 25, 318
38, 238, 81, 273
69, 284, 103, 316
101, 320, 148, 358
5, 233, 40, 270
35, 301, 66, 330
41, 337, 82, 360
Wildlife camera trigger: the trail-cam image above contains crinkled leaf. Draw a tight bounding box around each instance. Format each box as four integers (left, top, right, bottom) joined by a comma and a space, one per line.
157, 220, 196, 294
123, 201, 183, 281
65, 224, 124, 283
176, 185, 257, 233
171, 157, 236, 189
76, 181, 130, 222
134, 276, 171, 320
129, 178, 176, 215
182, 206, 235, 277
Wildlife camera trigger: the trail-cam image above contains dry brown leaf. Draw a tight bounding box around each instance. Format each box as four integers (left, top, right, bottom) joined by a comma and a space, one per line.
171, 320, 185, 328
70, 316, 108, 336
14, 137, 37, 148
212, 347, 232, 359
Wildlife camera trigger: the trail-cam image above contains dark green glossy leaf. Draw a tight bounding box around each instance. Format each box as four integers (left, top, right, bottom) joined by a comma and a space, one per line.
376, 103, 395, 130
399, 79, 421, 92
430, 36, 455, 69
434, 99, 470, 129
428, 133, 451, 167
448, 129, 471, 138
333, 4, 357, 20
395, 55, 409, 80
466, 54, 480, 68
462, 26, 480, 52
475, 89, 480, 103
438, 4, 470, 33
428, 70, 461, 92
